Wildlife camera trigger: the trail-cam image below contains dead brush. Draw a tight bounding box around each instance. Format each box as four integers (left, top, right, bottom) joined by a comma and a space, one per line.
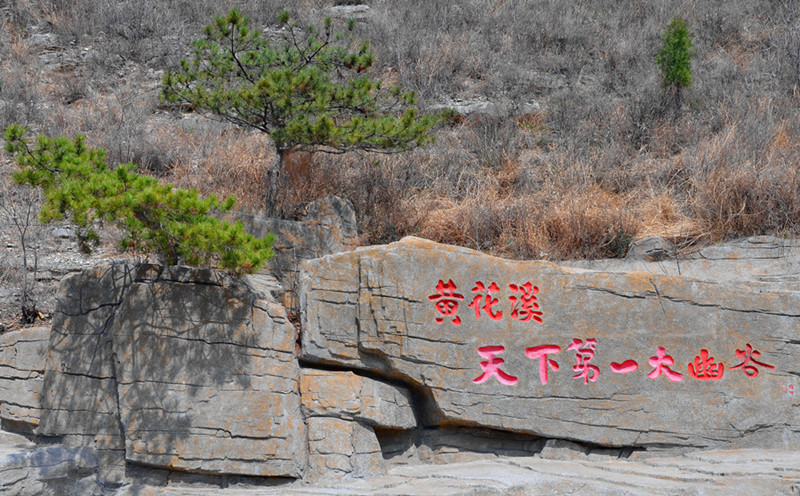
534, 185, 640, 260
169, 129, 270, 212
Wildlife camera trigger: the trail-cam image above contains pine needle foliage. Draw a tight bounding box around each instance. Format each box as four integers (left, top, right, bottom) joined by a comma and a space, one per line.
162, 9, 443, 153
3, 124, 274, 275
656, 17, 694, 106
161, 9, 448, 211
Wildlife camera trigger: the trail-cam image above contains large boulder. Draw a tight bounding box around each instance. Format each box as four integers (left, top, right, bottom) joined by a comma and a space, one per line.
37, 263, 306, 482
300, 236, 800, 452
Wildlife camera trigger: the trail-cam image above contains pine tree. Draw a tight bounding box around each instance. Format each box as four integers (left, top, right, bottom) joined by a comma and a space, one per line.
161, 9, 447, 214
656, 17, 694, 110
4, 124, 274, 275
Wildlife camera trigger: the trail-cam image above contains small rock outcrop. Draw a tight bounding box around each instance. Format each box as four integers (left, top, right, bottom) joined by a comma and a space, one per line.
231, 195, 359, 306
301, 370, 417, 480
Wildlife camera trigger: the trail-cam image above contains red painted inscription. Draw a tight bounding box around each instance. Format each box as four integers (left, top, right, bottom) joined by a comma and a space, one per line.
429, 279, 465, 325
473, 345, 518, 385
508, 282, 543, 323
687, 349, 724, 381
567, 338, 600, 384
647, 346, 684, 382
731, 344, 774, 377
469, 281, 503, 321
525, 345, 562, 385
610, 360, 639, 374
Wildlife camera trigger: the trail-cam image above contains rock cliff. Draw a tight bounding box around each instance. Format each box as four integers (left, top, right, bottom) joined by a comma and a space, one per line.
1, 236, 799, 494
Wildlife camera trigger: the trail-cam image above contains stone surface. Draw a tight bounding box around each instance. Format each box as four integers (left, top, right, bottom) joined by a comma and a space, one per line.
300, 370, 415, 480
0, 430, 101, 496
568, 235, 800, 286
230, 195, 358, 306
430, 99, 509, 118
0, 326, 49, 428
107, 448, 800, 495
37, 264, 130, 483
625, 236, 676, 261
326, 4, 370, 20
300, 369, 416, 429
306, 417, 384, 481
37, 263, 306, 480
113, 266, 305, 477
301, 236, 800, 452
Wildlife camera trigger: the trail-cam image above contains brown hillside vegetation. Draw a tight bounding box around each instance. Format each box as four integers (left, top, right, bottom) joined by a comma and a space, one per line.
2, 0, 800, 261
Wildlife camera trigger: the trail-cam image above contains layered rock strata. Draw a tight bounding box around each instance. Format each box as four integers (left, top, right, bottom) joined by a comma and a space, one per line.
300, 236, 800, 451
36, 263, 306, 483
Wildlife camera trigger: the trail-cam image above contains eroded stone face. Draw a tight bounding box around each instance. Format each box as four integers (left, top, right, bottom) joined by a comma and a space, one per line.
300, 369, 416, 429
306, 417, 384, 481
0, 326, 49, 428
37, 263, 306, 480
300, 237, 800, 451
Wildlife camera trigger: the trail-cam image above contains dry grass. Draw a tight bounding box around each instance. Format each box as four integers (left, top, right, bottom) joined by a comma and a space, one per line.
169, 128, 272, 212
3, 0, 800, 264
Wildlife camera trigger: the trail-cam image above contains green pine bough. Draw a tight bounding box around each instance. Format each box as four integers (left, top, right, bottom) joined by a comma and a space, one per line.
3, 124, 274, 275
161, 9, 449, 213
656, 16, 694, 107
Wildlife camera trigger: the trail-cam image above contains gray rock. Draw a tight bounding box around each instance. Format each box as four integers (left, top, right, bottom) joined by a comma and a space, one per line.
27, 33, 57, 48
566, 235, 800, 286
37, 263, 306, 481
300, 236, 800, 452
306, 417, 384, 481
625, 236, 675, 261
228, 195, 358, 307
50, 228, 73, 239
539, 439, 588, 460
326, 5, 370, 20
107, 448, 800, 495
0, 327, 49, 429
300, 369, 416, 429
431, 99, 509, 118
0, 430, 101, 496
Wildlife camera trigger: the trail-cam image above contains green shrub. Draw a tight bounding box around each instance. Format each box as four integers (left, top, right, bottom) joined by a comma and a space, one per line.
3, 124, 274, 275
161, 9, 448, 213
656, 17, 694, 107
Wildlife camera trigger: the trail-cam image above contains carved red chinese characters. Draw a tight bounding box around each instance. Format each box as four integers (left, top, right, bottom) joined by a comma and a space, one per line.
525, 345, 561, 385
567, 338, 599, 384
508, 282, 543, 323
469, 281, 503, 321
731, 343, 774, 377
688, 349, 724, 380
473, 346, 518, 385
429, 279, 465, 325
647, 346, 683, 382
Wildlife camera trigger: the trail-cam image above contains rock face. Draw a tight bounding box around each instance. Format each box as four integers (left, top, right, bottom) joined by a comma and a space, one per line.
0, 327, 49, 429
300, 370, 417, 480
300, 236, 800, 452
231, 195, 358, 306
37, 263, 306, 482
0, 431, 102, 496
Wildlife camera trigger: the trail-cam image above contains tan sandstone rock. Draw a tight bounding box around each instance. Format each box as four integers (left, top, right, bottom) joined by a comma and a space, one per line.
306, 417, 384, 481
300, 236, 800, 452
0, 326, 49, 428
300, 369, 416, 429
37, 263, 306, 482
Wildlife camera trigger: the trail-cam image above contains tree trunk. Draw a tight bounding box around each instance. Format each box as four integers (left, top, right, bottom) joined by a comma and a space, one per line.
265, 149, 283, 217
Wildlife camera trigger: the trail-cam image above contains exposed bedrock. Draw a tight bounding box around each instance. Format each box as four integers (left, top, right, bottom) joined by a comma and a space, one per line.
35, 263, 306, 484
300, 236, 800, 452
